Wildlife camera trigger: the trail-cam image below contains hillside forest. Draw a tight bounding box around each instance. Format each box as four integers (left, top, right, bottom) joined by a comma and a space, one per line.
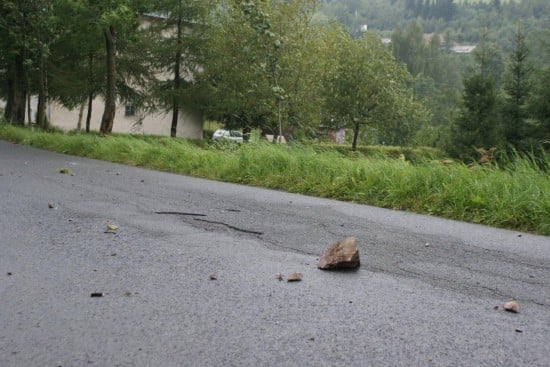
1, 0, 549, 158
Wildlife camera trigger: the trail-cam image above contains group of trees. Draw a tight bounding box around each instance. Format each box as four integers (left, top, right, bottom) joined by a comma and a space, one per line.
0, 0, 155, 133
1, 0, 548, 157
451, 28, 550, 157
320, 0, 549, 156
0, 0, 426, 148
405, 0, 455, 21
389, 20, 549, 157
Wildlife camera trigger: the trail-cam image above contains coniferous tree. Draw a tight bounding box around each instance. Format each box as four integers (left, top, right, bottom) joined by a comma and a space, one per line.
93, 0, 152, 134
48, 0, 105, 132
148, 0, 211, 137
528, 66, 550, 150
450, 32, 502, 159
501, 27, 533, 150
450, 75, 500, 159
1, 0, 31, 124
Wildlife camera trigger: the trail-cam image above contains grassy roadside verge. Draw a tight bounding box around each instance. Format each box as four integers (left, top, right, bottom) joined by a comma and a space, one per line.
1, 123, 549, 235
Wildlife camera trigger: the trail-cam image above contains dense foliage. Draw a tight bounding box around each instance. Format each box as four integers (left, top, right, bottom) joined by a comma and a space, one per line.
1, 0, 548, 157
320, 0, 549, 157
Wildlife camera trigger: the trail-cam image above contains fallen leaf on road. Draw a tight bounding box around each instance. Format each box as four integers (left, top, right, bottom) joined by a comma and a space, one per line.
59, 168, 74, 176
106, 224, 119, 231
276, 273, 284, 281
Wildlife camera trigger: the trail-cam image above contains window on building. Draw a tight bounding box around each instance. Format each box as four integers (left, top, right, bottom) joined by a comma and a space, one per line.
125, 104, 135, 117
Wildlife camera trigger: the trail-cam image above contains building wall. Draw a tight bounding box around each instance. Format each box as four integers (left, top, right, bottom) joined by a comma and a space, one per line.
48, 98, 203, 139
2, 96, 204, 139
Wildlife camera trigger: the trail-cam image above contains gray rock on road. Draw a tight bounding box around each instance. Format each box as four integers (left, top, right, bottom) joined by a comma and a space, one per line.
318, 237, 361, 270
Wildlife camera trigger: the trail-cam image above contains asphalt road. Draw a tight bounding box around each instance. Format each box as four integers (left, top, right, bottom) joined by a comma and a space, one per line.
1, 140, 549, 367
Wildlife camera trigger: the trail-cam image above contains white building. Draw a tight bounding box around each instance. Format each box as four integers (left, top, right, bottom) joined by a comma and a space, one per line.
49, 98, 203, 138
2, 96, 203, 138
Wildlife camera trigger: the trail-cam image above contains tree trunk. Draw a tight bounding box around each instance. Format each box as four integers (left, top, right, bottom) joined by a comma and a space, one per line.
171, 102, 180, 138
77, 100, 85, 131
4, 53, 26, 125
86, 53, 94, 133
171, 13, 184, 138
352, 122, 360, 151
86, 92, 93, 133
170, 53, 181, 137
27, 93, 32, 126
37, 48, 49, 129
100, 26, 116, 134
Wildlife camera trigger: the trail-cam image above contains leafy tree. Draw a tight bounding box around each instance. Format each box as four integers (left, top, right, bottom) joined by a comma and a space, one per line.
262, 0, 326, 137
200, 1, 274, 132
201, 0, 321, 137
323, 31, 425, 150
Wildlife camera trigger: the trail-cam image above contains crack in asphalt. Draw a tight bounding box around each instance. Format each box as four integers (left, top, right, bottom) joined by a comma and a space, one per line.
155, 211, 207, 217
193, 218, 264, 235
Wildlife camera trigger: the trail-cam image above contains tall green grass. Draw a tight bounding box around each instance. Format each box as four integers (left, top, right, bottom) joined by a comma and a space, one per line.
1, 123, 548, 235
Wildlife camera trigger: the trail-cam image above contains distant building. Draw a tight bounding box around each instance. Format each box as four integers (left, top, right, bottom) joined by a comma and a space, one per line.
380, 34, 476, 54
450, 45, 476, 54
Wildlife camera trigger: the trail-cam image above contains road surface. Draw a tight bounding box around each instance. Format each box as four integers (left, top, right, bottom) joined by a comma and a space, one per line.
1, 140, 549, 366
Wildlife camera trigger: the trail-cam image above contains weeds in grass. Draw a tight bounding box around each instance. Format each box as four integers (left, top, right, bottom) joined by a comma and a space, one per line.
1, 123, 548, 235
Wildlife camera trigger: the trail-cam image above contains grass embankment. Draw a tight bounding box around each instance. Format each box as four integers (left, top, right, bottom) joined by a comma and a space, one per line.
1, 123, 548, 235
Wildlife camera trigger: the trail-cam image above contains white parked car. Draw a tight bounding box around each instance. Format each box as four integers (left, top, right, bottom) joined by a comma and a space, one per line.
212, 129, 243, 143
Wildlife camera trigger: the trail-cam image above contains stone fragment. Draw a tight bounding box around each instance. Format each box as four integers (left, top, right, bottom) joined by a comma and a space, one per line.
287, 272, 302, 282
48, 202, 54, 209
275, 273, 284, 281
504, 300, 520, 313
209, 273, 217, 280
318, 237, 360, 270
